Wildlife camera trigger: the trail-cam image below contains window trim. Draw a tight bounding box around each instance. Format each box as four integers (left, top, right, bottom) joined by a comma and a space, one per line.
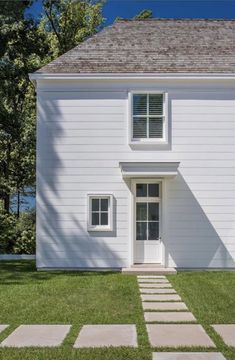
128, 91, 168, 145
87, 194, 113, 232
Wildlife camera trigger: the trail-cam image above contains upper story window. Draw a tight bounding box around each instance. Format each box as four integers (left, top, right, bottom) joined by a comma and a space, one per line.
130, 93, 167, 145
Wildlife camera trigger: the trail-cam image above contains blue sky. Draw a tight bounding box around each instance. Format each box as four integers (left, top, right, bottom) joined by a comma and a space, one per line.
28, 0, 235, 23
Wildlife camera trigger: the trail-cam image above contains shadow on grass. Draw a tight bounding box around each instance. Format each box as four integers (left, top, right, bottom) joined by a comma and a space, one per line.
0, 260, 117, 285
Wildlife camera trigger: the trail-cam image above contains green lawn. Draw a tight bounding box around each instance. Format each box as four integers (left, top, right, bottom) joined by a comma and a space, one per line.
0, 261, 234, 360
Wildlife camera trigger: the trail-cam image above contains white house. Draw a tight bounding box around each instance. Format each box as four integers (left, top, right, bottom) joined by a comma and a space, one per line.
30, 19, 235, 271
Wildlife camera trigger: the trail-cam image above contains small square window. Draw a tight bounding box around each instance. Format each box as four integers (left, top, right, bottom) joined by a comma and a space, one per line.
87, 194, 113, 231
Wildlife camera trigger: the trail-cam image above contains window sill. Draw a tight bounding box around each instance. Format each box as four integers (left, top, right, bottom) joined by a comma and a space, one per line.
129, 139, 170, 150
88, 226, 112, 232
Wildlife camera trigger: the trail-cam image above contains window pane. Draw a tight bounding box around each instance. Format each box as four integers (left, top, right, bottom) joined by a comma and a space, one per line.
101, 198, 108, 211
148, 184, 159, 197
133, 94, 147, 115
136, 184, 147, 197
92, 199, 99, 211
148, 203, 159, 221
101, 212, 108, 225
149, 94, 163, 115
149, 117, 163, 138
148, 222, 159, 240
136, 222, 147, 240
92, 212, 99, 225
136, 203, 147, 221
133, 117, 147, 138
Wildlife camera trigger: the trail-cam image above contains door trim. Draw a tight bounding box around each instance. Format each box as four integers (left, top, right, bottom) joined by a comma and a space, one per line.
131, 178, 164, 265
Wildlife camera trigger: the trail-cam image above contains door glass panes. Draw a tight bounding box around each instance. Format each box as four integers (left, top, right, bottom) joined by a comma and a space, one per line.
149, 222, 159, 240
136, 184, 159, 197
148, 203, 159, 221
136, 222, 147, 240
136, 183, 160, 241
136, 203, 147, 221
91, 198, 109, 226
136, 184, 147, 197
148, 184, 159, 197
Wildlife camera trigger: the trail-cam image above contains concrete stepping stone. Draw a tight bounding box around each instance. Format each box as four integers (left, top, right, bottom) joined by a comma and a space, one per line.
140, 288, 176, 294
147, 324, 215, 347
152, 352, 226, 359
74, 324, 137, 348
138, 279, 169, 284
0, 325, 71, 347
138, 276, 166, 279
141, 294, 181, 302
0, 325, 8, 334
212, 324, 235, 347
144, 312, 196, 323
143, 302, 188, 311
140, 283, 172, 289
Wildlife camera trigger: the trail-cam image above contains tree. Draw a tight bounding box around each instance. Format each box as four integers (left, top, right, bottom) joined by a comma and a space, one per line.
133, 9, 153, 20
41, 0, 104, 56
0, 1, 48, 214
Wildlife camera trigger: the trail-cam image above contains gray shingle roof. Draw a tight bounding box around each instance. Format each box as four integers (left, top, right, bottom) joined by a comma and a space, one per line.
37, 19, 235, 74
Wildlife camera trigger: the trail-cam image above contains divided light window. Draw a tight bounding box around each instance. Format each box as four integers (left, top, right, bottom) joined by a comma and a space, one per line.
132, 93, 164, 140
87, 195, 113, 231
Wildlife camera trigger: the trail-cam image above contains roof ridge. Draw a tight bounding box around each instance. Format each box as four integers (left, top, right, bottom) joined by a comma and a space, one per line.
116, 18, 235, 22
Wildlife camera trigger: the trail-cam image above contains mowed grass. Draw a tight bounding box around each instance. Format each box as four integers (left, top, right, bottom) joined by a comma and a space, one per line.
0, 262, 234, 359
169, 271, 235, 360
0, 261, 150, 360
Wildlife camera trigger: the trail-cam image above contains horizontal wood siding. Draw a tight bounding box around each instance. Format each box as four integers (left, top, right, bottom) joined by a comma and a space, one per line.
37, 79, 235, 269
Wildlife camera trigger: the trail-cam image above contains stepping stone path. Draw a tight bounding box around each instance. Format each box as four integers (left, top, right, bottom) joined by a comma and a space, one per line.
137, 275, 223, 358
0, 325, 71, 347
144, 312, 196, 323
0, 275, 232, 357
212, 324, 235, 347
0, 325, 8, 334
141, 294, 181, 302
152, 352, 226, 359
74, 324, 137, 348
146, 324, 215, 347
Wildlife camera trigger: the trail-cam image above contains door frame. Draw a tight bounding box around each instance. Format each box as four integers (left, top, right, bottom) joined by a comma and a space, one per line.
130, 178, 166, 266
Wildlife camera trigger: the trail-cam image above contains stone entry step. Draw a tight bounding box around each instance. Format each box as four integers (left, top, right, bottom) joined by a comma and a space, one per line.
152, 352, 226, 359
144, 312, 196, 323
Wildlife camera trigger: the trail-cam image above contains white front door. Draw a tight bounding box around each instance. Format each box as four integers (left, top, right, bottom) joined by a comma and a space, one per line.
133, 181, 162, 263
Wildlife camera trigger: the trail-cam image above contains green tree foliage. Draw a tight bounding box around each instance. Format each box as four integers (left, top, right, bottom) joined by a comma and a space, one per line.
133, 9, 153, 20
0, 0, 105, 253
42, 0, 104, 56
0, 1, 48, 214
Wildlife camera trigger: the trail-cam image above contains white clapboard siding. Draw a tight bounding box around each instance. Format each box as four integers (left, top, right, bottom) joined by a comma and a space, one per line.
36, 81, 235, 269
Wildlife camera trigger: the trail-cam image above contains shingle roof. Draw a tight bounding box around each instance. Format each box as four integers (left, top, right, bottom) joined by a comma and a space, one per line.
37, 19, 235, 74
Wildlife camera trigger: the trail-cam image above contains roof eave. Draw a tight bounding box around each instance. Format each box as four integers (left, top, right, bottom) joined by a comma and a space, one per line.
29, 72, 235, 81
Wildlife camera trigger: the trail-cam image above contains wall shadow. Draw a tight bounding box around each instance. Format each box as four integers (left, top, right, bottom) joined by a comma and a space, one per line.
37, 90, 124, 270
165, 173, 235, 269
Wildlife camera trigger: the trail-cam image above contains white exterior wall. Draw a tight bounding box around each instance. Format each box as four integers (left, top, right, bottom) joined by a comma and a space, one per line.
36, 78, 235, 269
